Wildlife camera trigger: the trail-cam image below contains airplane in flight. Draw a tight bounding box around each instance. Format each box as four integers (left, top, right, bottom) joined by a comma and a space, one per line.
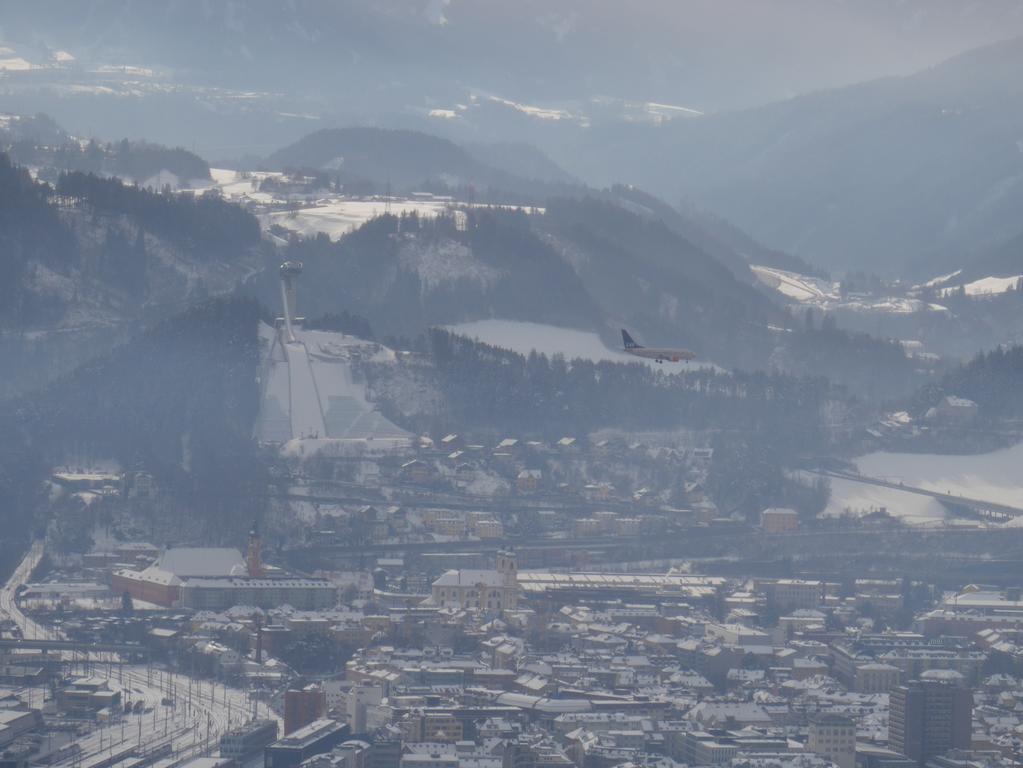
622, 329, 695, 364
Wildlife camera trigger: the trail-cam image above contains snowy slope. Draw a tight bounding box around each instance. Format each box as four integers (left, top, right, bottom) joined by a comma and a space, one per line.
752, 264, 949, 315
284, 340, 327, 439
399, 239, 502, 291
751, 265, 838, 303
257, 322, 411, 448
939, 274, 1023, 297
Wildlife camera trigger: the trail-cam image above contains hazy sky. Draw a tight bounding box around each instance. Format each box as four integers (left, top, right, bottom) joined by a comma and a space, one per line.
4, 0, 1023, 111
454, 0, 1023, 109
3, 0, 1023, 158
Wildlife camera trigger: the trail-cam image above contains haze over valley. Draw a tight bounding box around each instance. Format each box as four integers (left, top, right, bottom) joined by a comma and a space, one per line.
5, 5, 1023, 768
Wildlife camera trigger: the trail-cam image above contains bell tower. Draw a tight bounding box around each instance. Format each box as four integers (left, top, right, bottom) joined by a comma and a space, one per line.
496, 549, 517, 588
247, 522, 264, 577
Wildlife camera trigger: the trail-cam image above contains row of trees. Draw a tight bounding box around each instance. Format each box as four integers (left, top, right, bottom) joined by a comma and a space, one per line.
416, 329, 832, 447
8, 137, 210, 185
56, 171, 261, 260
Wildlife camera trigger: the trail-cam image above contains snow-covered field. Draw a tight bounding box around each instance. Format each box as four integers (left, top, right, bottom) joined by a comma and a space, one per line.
446, 319, 719, 372
751, 265, 838, 303
752, 264, 947, 314
823, 476, 948, 526
823, 442, 1023, 525
940, 275, 1023, 297
181, 170, 455, 239
262, 199, 455, 240
857, 444, 1023, 509
192, 170, 543, 241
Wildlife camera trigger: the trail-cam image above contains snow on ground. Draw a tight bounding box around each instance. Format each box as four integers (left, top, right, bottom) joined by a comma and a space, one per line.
645, 102, 704, 118
823, 475, 948, 526
183, 170, 540, 241
752, 265, 949, 314
258, 322, 411, 448
0, 56, 35, 71
399, 239, 502, 291
855, 443, 1023, 509
446, 319, 721, 372
285, 340, 327, 439
92, 64, 156, 77
488, 95, 576, 121
914, 269, 962, 290
262, 199, 453, 240
940, 275, 1023, 297
198, 169, 454, 238
751, 265, 839, 303
838, 297, 946, 314
184, 168, 279, 204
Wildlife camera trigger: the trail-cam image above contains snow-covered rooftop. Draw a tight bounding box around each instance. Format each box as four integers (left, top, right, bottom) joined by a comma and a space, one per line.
156, 547, 245, 578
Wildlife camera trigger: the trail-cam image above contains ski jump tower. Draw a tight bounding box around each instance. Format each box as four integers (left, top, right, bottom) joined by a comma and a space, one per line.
273, 260, 327, 439
279, 260, 304, 342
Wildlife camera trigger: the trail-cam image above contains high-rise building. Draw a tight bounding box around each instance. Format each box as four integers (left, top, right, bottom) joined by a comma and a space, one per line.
889, 674, 972, 765
285, 685, 327, 736
807, 714, 856, 768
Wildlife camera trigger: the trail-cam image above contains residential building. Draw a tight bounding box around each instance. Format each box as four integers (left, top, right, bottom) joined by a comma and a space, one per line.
807, 714, 855, 768
761, 508, 800, 534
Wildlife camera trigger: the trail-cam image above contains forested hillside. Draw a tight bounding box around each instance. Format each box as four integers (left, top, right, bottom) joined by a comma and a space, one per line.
414, 329, 833, 444
266, 126, 583, 203
0, 298, 266, 556
243, 201, 778, 368
1, 157, 264, 331
244, 208, 605, 343
0, 155, 270, 396
540, 197, 779, 364
242, 199, 920, 396
1, 120, 211, 185
56, 171, 260, 261
915, 345, 1023, 423
0, 153, 79, 327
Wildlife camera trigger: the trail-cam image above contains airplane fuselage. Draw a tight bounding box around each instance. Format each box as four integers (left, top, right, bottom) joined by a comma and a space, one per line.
625, 347, 696, 363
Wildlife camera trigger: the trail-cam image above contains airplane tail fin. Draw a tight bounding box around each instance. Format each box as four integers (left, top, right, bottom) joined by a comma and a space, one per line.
622, 329, 641, 349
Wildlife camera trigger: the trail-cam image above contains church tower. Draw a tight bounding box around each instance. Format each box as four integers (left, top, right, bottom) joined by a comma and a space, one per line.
247, 522, 264, 577
496, 549, 517, 588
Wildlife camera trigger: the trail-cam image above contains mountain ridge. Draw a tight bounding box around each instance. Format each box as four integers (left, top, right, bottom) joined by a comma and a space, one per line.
610, 35, 1023, 276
